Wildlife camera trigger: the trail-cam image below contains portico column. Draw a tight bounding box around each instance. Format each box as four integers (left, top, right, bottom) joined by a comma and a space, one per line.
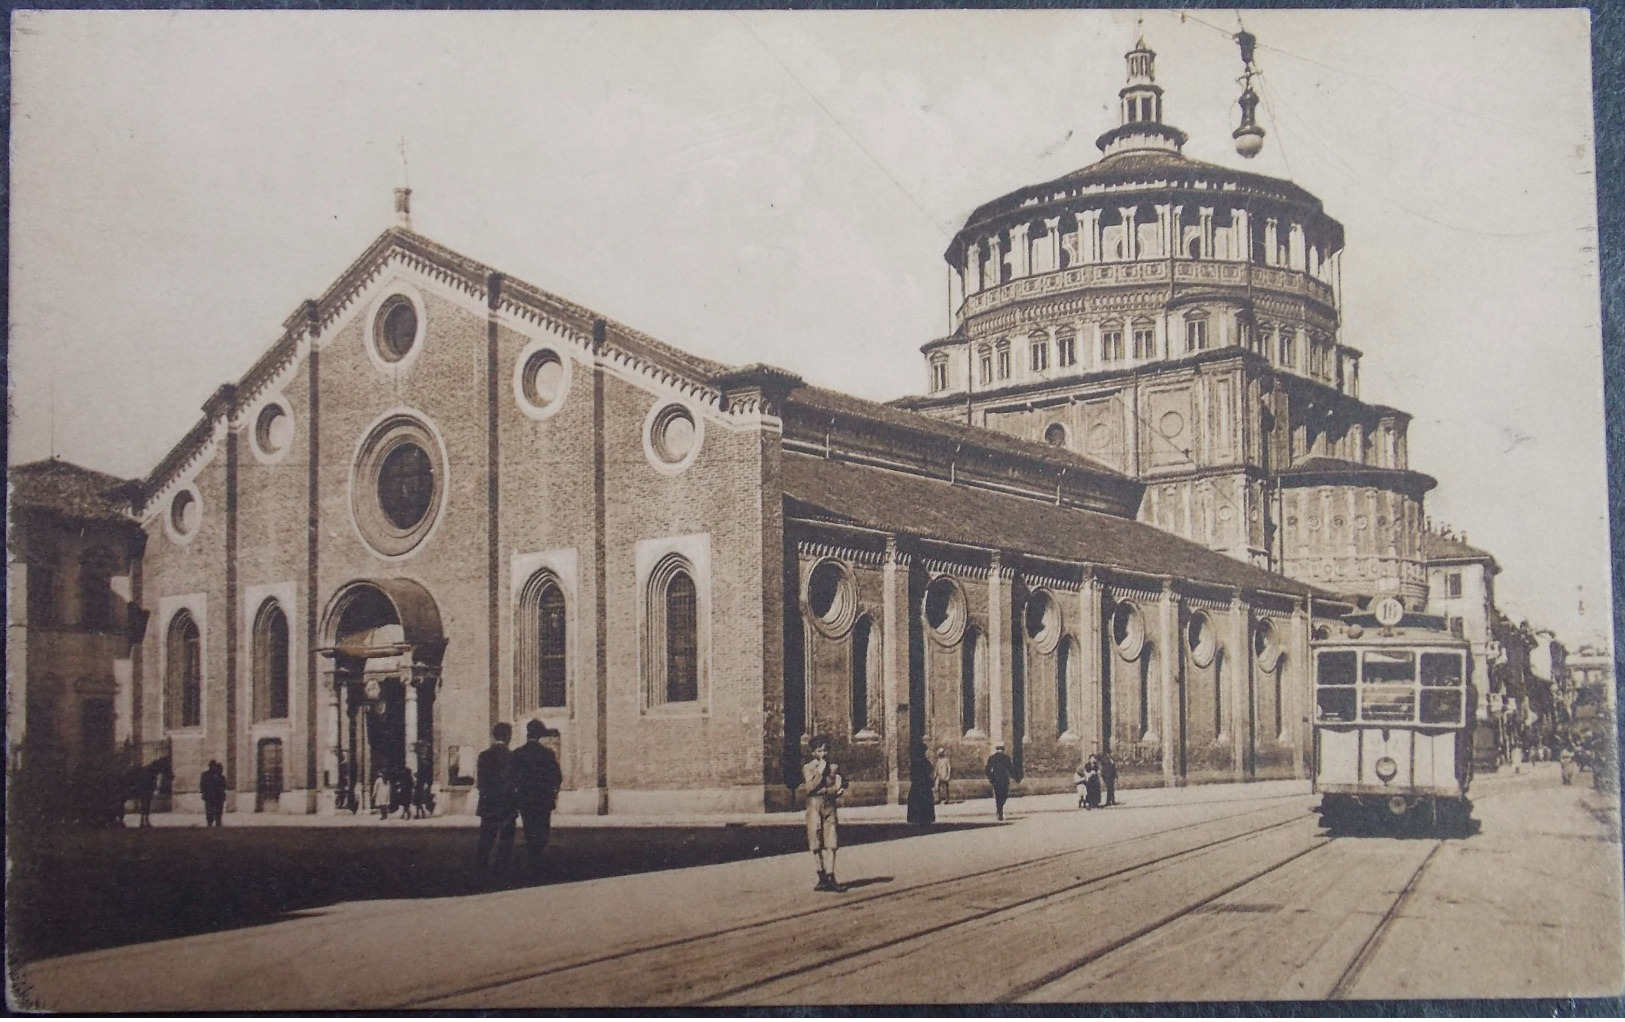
327, 678, 342, 787
404, 671, 419, 771
881, 537, 907, 804
1159, 580, 1179, 784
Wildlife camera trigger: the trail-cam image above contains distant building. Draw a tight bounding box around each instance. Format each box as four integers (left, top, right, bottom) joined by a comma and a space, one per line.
1422, 527, 1501, 719
7, 459, 146, 772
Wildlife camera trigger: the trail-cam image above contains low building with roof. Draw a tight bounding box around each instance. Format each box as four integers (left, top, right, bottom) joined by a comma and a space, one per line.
7, 458, 147, 771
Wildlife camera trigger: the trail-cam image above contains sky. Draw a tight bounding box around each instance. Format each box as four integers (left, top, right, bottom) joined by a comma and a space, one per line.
8, 9, 1608, 645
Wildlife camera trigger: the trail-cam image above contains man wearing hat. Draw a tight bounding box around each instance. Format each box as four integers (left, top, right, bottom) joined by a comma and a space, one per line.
474, 722, 517, 874
510, 719, 564, 872
984, 743, 1019, 821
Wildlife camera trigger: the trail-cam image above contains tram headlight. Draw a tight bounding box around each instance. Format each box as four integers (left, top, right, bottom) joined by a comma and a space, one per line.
1374, 756, 1399, 783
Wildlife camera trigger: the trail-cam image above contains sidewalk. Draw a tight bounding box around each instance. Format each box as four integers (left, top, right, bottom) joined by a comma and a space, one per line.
143, 777, 1314, 830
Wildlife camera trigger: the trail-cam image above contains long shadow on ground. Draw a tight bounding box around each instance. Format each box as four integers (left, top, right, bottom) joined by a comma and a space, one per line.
7, 818, 989, 963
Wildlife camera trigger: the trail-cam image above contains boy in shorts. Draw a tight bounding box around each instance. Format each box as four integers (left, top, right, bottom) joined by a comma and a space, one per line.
803, 736, 847, 892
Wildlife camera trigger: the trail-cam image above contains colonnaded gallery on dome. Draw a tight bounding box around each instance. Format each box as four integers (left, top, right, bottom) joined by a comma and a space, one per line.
15, 41, 1491, 816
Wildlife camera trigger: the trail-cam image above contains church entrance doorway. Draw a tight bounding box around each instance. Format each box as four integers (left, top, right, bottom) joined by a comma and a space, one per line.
319, 580, 446, 814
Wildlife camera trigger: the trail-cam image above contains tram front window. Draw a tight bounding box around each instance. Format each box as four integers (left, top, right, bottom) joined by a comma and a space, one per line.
1420, 651, 1466, 724
1360, 650, 1416, 723
1315, 651, 1357, 723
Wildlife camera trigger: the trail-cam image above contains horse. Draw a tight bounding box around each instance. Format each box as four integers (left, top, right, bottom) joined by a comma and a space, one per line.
120, 755, 172, 827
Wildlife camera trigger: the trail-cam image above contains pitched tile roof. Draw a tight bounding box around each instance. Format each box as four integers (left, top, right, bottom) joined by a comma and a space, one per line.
782, 454, 1327, 598
1423, 530, 1498, 567
9, 459, 137, 524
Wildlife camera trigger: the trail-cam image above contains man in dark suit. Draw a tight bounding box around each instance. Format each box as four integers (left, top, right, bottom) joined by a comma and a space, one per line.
984, 743, 1019, 821
510, 719, 564, 872
1099, 749, 1119, 806
474, 722, 516, 874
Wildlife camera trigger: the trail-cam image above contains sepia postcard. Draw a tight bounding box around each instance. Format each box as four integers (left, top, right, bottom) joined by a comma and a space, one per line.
6, 7, 1622, 1012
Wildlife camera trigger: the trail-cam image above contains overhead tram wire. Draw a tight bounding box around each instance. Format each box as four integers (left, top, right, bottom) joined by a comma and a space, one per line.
728, 12, 953, 245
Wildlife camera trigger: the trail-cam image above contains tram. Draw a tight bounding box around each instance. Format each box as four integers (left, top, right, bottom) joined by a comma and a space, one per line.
1312, 598, 1475, 835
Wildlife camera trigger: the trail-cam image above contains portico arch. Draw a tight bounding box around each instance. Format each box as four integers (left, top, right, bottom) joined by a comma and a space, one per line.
317, 579, 446, 812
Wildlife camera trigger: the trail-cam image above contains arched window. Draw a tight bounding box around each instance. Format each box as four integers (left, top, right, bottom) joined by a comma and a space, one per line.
977, 345, 994, 385
1131, 320, 1156, 360
1056, 638, 1073, 734
852, 616, 873, 733
517, 573, 569, 711
647, 557, 700, 706
1213, 647, 1225, 739
166, 610, 201, 730
1139, 644, 1154, 739
1274, 656, 1287, 739
253, 601, 290, 722
929, 357, 949, 393
78, 547, 117, 632
1028, 330, 1050, 373
995, 341, 1012, 381
961, 628, 981, 734
1278, 327, 1297, 367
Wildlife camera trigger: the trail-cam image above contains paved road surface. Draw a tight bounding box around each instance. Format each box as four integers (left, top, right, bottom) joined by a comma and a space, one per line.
16, 766, 1622, 1010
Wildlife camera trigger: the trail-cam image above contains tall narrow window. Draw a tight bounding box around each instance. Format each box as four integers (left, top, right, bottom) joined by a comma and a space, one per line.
538, 585, 568, 708
930, 359, 949, 393
1445, 572, 1463, 599
1213, 648, 1225, 738
961, 629, 980, 734
1055, 327, 1077, 367
1186, 317, 1209, 352
1029, 335, 1049, 372
851, 616, 872, 733
665, 571, 699, 704
1139, 646, 1154, 739
1279, 328, 1296, 367
978, 347, 994, 385
167, 610, 202, 730
1274, 657, 1287, 738
1101, 328, 1124, 362
1056, 639, 1072, 734
995, 343, 1011, 381
253, 601, 290, 722
1132, 322, 1156, 359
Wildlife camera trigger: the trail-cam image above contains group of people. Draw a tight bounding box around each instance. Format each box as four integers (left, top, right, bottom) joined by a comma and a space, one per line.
1072, 751, 1119, 810
369, 765, 435, 820
474, 719, 565, 876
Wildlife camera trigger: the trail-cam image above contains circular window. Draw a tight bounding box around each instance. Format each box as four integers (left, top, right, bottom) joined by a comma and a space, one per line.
169, 488, 201, 539
522, 350, 564, 406
1043, 423, 1068, 448
254, 402, 293, 458
645, 402, 703, 473
1158, 411, 1185, 438
375, 297, 419, 362
804, 559, 857, 638
923, 576, 968, 648
351, 413, 446, 558
1112, 601, 1146, 661
1187, 611, 1217, 668
1023, 590, 1062, 654
377, 442, 435, 530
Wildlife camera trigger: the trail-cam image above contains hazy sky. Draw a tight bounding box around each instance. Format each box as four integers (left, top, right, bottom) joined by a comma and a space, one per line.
8, 9, 1607, 643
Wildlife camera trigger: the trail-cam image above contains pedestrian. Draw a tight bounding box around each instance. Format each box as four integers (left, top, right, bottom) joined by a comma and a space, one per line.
1560, 746, 1577, 786
934, 747, 952, 804
802, 736, 847, 892
392, 765, 415, 820
907, 739, 936, 826
474, 722, 517, 874
1099, 749, 1118, 806
372, 769, 392, 820
984, 743, 1019, 821
1073, 759, 1090, 809
1512, 745, 1526, 775
414, 770, 435, 818
1074, 755, 1101, 809
510, 719, 564, 873
200, 760, 227, 827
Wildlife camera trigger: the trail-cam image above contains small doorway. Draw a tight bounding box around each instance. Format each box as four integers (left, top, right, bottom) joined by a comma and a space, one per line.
256, 738, 284, 812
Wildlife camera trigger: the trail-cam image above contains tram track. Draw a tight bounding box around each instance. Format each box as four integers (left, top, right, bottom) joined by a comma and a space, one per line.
1326, 840, 1441, 999
402, 797, 1314, 1008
